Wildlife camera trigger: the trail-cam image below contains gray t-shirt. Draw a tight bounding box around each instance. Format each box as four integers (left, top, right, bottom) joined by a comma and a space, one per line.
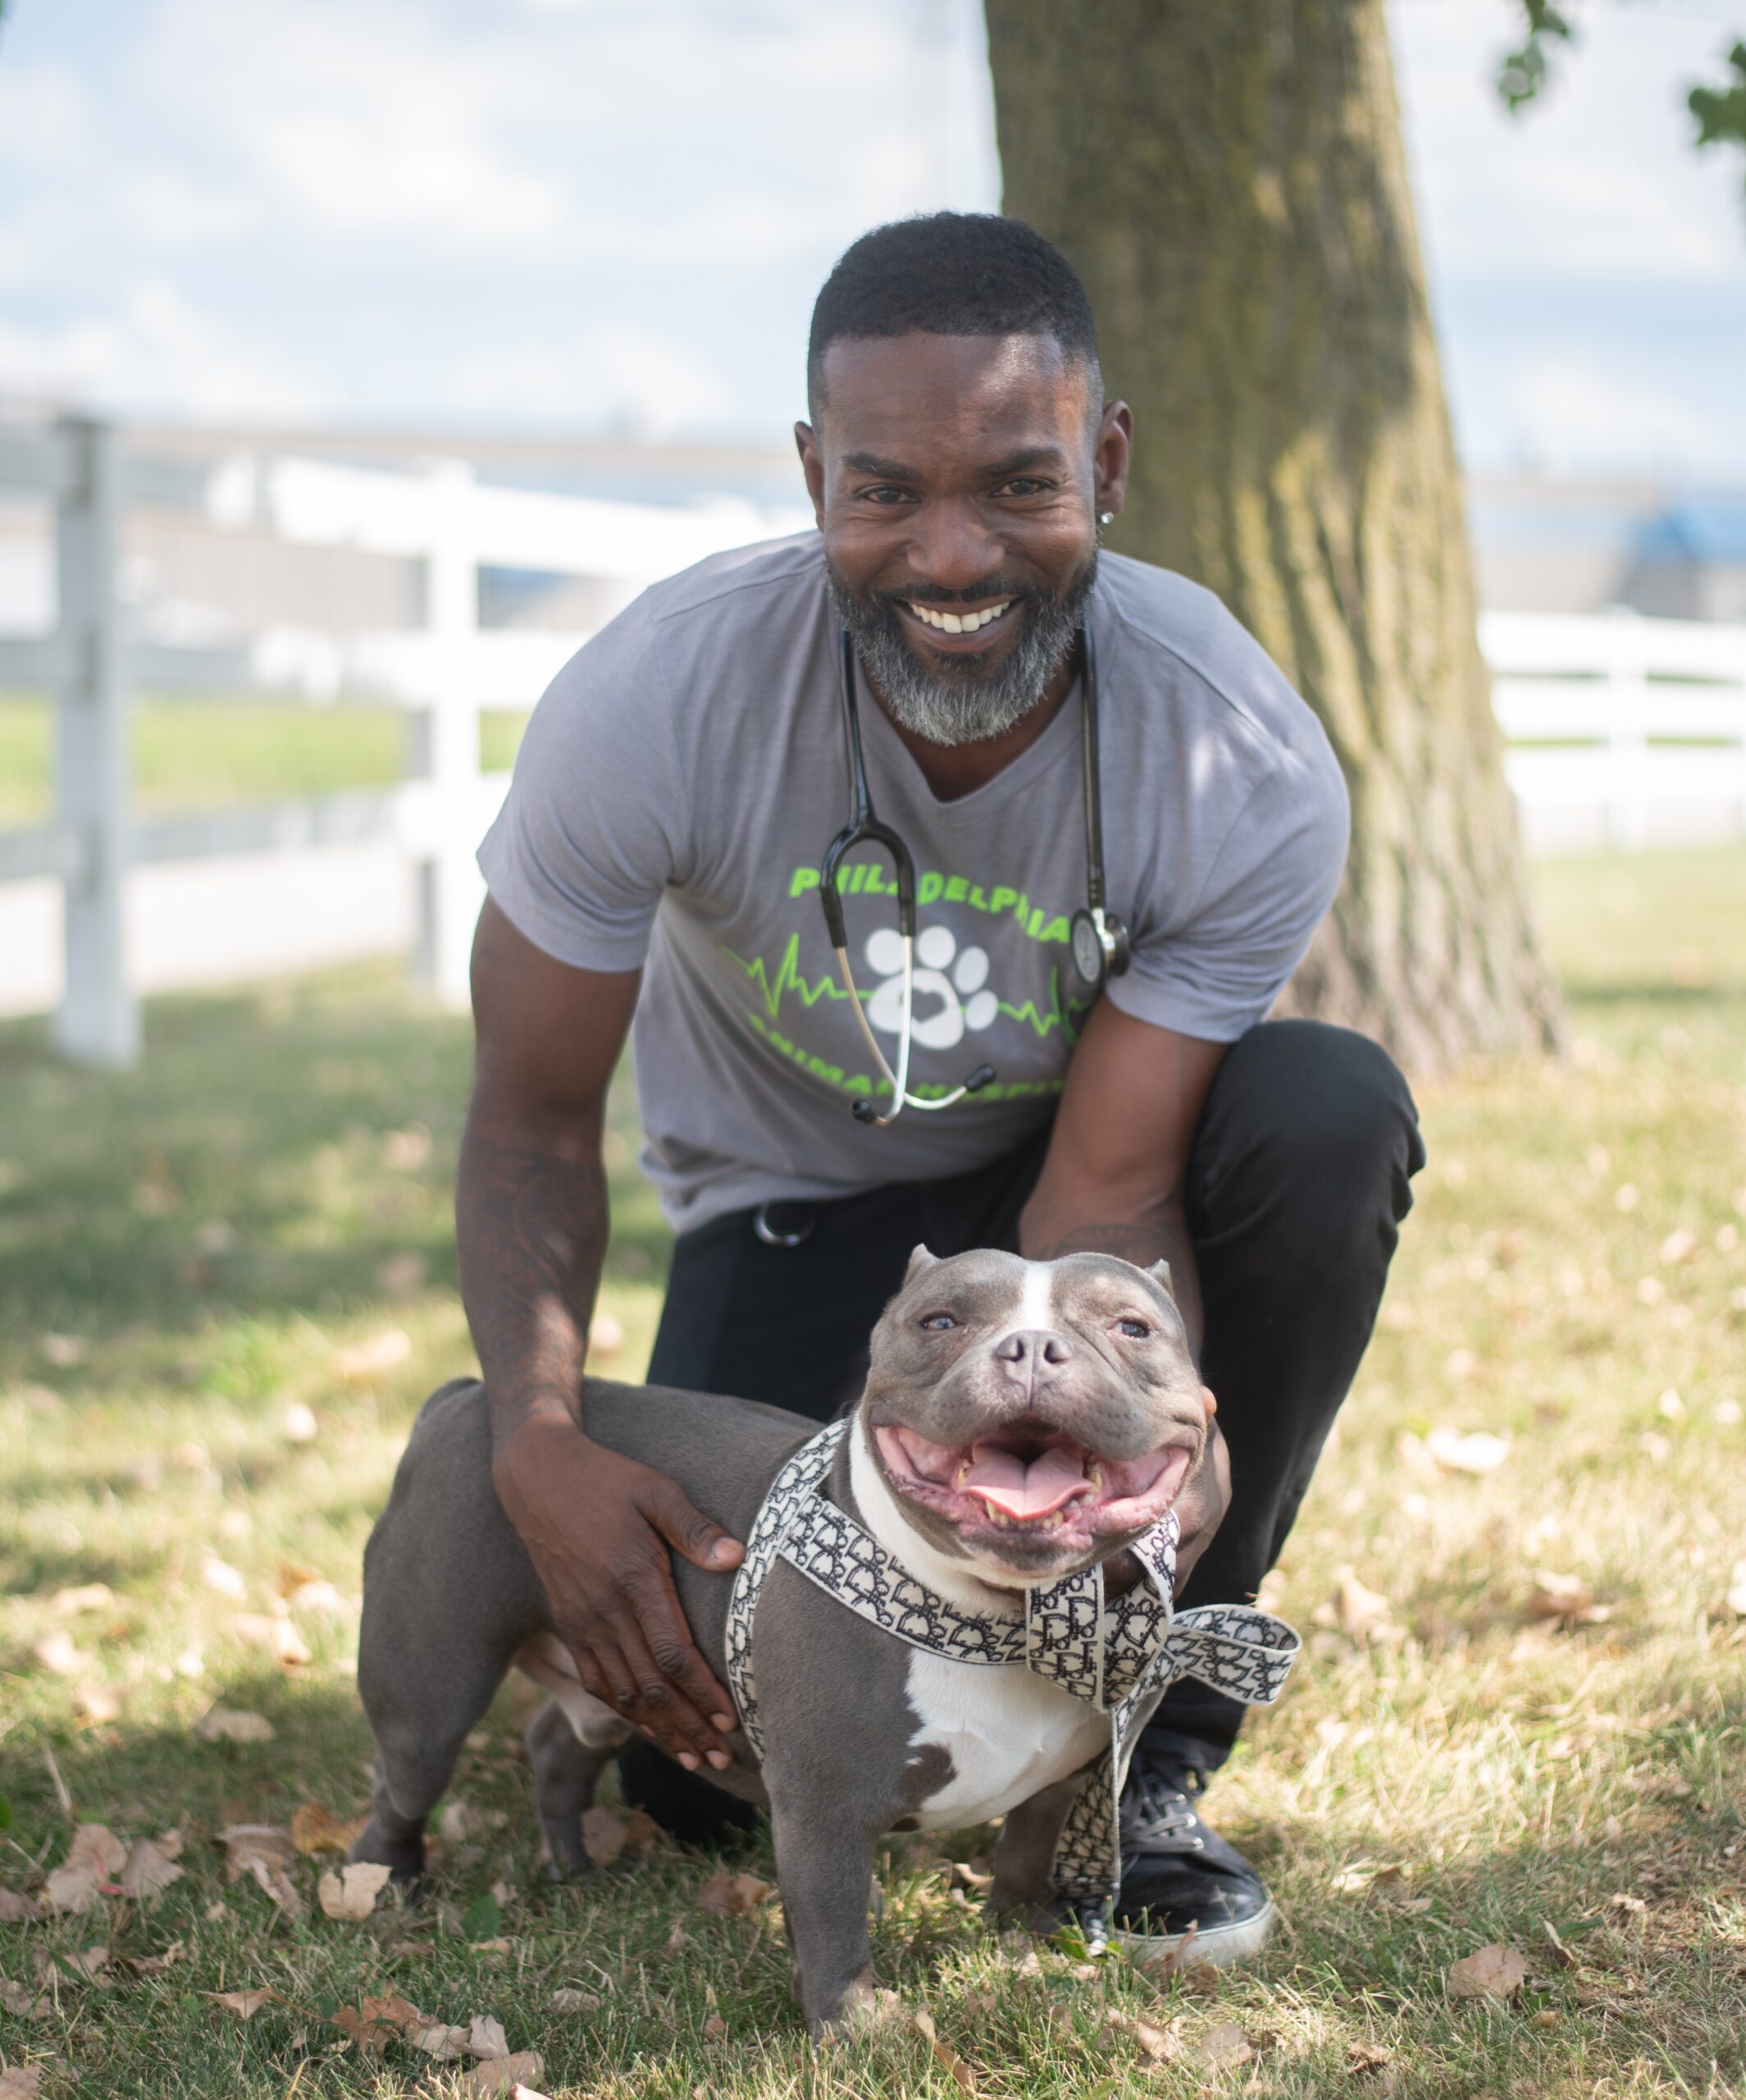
478, 535, 1348, 1231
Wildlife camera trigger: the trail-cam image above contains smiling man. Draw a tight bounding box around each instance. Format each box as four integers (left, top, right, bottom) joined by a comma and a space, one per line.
463, 213, 1425, 1963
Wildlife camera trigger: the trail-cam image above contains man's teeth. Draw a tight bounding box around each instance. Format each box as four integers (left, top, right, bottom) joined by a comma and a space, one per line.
909, 599, 1012, 635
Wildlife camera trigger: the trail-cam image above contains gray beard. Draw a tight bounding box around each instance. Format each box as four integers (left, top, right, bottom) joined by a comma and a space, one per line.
827, 557, 1096, 748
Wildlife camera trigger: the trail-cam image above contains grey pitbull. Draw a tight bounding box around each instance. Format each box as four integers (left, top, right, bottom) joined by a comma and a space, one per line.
352, 1247, 1222, 2034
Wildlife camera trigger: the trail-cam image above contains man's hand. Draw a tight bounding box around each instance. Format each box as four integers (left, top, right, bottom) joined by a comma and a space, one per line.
1170, 1390, 1232, 1592
493, 1410, 745, 1772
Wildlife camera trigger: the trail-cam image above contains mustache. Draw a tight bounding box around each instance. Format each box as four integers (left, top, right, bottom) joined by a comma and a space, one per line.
878, 578, 1037, 609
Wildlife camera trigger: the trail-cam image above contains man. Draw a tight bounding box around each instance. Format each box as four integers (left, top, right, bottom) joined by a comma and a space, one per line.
463, 212, 1422, 1964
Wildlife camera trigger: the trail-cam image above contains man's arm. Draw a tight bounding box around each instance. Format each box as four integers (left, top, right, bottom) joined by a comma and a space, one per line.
1019, 1000, 1230, 1580
458, 898, 742, 1773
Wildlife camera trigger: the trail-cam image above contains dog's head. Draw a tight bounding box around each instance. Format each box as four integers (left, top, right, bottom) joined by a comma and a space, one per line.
859, 1246, 1214, 1585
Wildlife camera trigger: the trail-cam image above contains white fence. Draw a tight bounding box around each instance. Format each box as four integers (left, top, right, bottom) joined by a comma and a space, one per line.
2, 417, 1744, 1066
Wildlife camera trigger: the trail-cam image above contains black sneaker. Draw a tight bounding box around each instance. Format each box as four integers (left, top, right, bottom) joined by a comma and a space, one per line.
1111, 1746, 1275, 1965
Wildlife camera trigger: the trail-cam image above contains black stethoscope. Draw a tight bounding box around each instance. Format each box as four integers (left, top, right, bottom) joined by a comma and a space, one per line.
817, 614, 1130, 1128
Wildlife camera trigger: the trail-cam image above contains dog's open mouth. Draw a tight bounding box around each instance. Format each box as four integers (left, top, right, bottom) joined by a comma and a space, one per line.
873, 1422, 1193, 1548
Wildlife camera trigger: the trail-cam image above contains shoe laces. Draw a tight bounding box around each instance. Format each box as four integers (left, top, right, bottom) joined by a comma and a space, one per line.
1122, 1761, 1208, 1852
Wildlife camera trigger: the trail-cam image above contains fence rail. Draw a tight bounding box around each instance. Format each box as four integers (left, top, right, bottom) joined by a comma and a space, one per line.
2, 417, 1744, 1065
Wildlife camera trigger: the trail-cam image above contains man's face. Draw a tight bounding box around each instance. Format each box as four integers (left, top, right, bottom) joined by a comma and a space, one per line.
796, 332, 1131, 747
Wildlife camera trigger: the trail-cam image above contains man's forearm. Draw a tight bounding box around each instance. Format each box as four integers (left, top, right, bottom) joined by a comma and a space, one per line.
455, 1098, 609, 1451
1019, 1192, 1205, 1362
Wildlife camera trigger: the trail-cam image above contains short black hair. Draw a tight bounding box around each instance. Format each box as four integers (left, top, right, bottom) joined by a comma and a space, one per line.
807, 212, 1100, 417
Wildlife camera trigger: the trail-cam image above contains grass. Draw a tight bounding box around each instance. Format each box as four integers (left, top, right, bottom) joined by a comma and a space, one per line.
0, 700, 531, 829
2, 847, 1744, 2098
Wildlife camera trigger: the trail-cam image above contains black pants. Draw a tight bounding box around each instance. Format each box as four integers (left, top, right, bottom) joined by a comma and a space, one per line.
648, 1019, 1424, 1769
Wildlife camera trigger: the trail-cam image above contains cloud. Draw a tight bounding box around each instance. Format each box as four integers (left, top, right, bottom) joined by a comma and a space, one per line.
449, 327, 729, 438
1507, 358, 1723, 478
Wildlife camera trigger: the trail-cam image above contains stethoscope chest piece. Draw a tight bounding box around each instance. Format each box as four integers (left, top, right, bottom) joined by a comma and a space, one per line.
1069, 904, 1131, 997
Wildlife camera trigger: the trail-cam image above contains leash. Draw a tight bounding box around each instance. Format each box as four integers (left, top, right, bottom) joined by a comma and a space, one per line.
724, 1419, 1299, 1918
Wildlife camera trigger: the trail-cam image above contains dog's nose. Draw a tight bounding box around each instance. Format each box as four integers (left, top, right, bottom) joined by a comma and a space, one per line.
993, 1328, 1074, 1370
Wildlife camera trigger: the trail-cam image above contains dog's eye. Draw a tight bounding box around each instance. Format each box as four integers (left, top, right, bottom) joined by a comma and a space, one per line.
919, 1313, 957, 1332
1115, 1317, 1151, 1339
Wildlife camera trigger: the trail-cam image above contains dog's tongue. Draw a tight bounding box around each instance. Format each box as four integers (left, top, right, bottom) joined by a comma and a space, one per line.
961, 1443, 1091, 1520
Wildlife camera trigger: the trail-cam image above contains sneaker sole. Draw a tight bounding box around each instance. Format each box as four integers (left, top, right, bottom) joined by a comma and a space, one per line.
1108, 1895, 1276, 1970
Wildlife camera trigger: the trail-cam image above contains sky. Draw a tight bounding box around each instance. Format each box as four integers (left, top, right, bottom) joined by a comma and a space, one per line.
0, 0, 1742, 482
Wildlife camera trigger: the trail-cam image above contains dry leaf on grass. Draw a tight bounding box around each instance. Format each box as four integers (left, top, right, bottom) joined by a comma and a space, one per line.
200, 1554, 247, 1599
116, 1942, 185, 1978
1101, 2010, 1182, 2063
468, 2015, 510, 2061
64, 1825, 126, 1879
1449, 1945, 1529, 1999
226, 1612, 312, 1669
76, 1682, 125, 1724
1425, 1426, 1511, 1476
52, 1582, 114, 1615
317, 1860, 391, 1920
0, 1886, 41, 1923
411, 2022, 471, 2061
41, 1865, 103, 1915
912, 2008, 976, 2093
217, 1825, 303, 1915
0, 2064, 44, 2097
290, 1802, 365, 1856
695, 1870, 773, 1918
30, 1630, 91, 1677
549, 1987, 600, 2015
581, 1808, 631, 1868
1527, 1570, 1613, 1628
1347, 2039, 1393, 2074
333, 1328, 412, 1382
1193, 2022, 1255, 2071
208, 1986, 287, 2019
701, 2013, 727, 2042
0, 1980, 52, 2019
194, 1705, 275, 1744
117, 1837, 185, 1901
460, 2052, 545, 2093
331, 1992, 427, 2053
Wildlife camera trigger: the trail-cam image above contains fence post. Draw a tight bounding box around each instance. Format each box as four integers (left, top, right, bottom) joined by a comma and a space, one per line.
52, 416, 138, 1067
1603, 605, 1651, 853
409, 458, 484, 1009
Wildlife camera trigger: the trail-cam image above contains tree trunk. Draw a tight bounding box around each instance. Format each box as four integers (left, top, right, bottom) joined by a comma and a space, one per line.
985, 0, 1562, 1074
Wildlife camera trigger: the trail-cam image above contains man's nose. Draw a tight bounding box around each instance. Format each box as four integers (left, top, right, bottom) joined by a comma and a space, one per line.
906, 500, 1004, 594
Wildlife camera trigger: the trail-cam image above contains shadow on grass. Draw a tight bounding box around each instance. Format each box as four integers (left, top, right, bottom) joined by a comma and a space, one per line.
0, 966, 672, 1361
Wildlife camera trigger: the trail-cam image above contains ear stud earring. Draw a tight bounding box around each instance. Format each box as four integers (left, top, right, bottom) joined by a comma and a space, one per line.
1098, 510, 1115, 526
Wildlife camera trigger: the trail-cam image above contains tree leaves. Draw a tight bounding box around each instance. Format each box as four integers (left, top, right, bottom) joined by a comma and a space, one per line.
1449, 1943, 1530, 2000
316, 1860, 391, 1920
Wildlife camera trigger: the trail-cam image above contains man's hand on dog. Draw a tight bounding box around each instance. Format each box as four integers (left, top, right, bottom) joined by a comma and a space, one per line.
492, 1411, 744, 1772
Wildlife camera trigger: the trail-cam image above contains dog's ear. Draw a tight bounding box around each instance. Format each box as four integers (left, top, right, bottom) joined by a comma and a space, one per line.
1145, 1257, 1176, 1303
904, 1244, 941, 1281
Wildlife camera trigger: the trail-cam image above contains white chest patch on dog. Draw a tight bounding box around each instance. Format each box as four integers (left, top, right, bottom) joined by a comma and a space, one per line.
901, 1646, 1110, 1829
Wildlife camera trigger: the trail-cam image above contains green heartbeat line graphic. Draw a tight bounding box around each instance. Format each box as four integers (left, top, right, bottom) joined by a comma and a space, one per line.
725, 939, 1084, 1043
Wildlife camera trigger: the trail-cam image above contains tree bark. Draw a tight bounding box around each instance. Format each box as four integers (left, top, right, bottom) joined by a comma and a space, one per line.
985, 0, 1563, 1074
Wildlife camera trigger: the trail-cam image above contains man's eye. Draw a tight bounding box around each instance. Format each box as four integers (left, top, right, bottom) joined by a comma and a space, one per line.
1115, 1317, 1151, 1339
920, 1313, 957, 1332
859, 486, 914, 504
996, 478, 1049, 497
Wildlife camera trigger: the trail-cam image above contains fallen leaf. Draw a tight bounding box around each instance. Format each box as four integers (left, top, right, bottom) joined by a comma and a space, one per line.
30, 1630, 91, 1677
201, 1554, 247, 1599
411, 2021, 472, 2061
116, 1941, 185, 1977
290, 1802, 365, 1856
194, 1705, 275, 1744
0, 1885, 42, 1922
469, 2015, 510, 2061
1347, 2039, 1393, 2074
1333, 1568, 1395, 1640
281, 1401, 320, 1443
52, 1582, 114, 1615
0, 2064, 43, 2097
285, 1578, 345, 1615
702, 2013, 727, 2041
331, 1992, 426, 2053
217, 1825, 303, 1915
695, 1870, 773, 1918
226, 1613, 312, 1668
1194, 2021, 1254, 2070
1527, 1569, 1612, 1628
64, 1824, 126, 1879
208, 1986, 285, 2019
1101, 2009, 1182, 2062
42, 1942, 110, 1984
1425, 1426, 1511, 1476
438, 1800, 481, 1842
76, 1682, 125, 1724
912, 2007, 977, 2092
317, 1860, 392, 1920
117, 1837, 185, 1901
333, 1328, 412, 1382
581, 1808, 630, 1868
0, 1979, 51, 2020
461, 2052, 545, 2093
549, 1988, 600, 2014
41, 1865, 103, 1915
1449, 1944, 1529, 1999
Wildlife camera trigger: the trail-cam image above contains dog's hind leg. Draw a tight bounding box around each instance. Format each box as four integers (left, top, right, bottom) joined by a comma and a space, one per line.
519, 1653, 636, 1879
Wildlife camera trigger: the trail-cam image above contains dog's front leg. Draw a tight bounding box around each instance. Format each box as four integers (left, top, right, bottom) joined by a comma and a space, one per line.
987, 1764, 1090, 1931
766, 1783, 884, 2039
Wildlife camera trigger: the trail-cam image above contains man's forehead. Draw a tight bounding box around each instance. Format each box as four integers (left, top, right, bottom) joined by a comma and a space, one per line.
814, 331, 1093, 450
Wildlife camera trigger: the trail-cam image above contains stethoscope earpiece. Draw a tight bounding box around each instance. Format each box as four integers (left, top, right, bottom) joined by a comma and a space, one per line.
823, 614, 1124, 1127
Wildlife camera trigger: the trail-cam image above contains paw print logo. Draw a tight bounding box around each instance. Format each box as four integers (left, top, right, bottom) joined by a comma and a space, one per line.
864, 924, 1000, 1051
